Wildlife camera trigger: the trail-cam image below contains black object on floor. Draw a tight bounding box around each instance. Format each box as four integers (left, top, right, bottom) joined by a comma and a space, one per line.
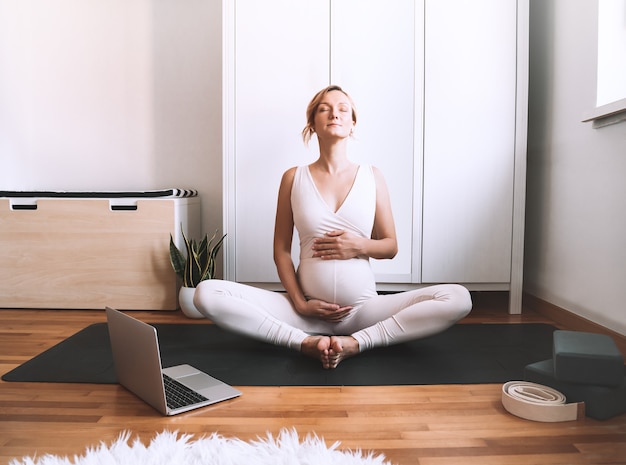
2, 323, 556, 386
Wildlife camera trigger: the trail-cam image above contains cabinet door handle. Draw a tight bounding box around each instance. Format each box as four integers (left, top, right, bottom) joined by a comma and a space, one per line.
110, 205, 138, 211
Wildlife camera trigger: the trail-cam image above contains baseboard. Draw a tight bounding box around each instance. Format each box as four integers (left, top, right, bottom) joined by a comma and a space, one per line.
523, 292, 626, 359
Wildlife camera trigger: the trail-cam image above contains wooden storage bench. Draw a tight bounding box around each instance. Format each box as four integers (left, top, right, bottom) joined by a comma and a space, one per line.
0, 191, 200, 310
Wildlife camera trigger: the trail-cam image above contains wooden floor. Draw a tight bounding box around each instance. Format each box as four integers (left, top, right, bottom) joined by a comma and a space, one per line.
1, 292, 625, 465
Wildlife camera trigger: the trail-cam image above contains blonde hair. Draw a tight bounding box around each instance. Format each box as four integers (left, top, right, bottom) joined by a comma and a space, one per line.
301, 85, 357, 145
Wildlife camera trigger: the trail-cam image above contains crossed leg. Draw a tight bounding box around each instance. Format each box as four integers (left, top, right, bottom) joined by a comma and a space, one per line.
194, 280, 471, 369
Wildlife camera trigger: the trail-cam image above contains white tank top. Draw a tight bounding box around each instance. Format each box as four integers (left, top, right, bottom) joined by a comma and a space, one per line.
291, 165, 377, 306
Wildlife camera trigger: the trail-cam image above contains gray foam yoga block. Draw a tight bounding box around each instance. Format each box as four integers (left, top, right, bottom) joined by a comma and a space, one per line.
553, 330, 624, 387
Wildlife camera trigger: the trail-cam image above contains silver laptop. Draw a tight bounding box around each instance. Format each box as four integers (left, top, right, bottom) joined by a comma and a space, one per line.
105, 307, 241, 415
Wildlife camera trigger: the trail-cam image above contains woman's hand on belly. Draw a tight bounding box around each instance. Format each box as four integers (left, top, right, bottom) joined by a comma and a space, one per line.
311, 230, 365, 260
297, 298, 354, 323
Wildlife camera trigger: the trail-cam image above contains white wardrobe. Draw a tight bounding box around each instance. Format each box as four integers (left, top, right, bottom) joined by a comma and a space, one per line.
223, 0, 529, 313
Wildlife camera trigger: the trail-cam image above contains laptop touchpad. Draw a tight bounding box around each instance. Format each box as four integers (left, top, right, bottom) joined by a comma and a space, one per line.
178, 373, 222, 391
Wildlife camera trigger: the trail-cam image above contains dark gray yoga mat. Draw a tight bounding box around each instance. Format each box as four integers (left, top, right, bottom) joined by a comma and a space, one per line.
2, 323, 556, 386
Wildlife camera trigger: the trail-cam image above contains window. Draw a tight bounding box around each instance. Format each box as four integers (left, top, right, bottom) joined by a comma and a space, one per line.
597, 0, 626, 106
583, 0, 626, 127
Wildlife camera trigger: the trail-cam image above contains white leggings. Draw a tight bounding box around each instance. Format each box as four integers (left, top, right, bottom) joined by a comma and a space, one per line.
193, 280, 472, 352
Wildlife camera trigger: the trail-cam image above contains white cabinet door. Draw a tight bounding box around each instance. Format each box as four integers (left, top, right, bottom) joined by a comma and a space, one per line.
227, 0, 330, 283
226, 0, 525, 291
421, 0, 517, 283
331, 0, 420, 283
226, 0, 418, 285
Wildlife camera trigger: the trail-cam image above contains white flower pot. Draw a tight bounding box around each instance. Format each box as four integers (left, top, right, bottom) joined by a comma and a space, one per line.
178, 286, 204, 319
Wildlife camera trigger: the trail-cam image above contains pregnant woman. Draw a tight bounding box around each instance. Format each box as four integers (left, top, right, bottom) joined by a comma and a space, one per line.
194, 85, 472, 369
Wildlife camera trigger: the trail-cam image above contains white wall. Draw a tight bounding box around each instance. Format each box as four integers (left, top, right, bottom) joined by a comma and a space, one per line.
0, 0, 223, 238
525, 0, 626, 335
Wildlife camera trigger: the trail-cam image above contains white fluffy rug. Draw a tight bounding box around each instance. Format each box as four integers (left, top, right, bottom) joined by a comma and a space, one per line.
10, 429, 394, 465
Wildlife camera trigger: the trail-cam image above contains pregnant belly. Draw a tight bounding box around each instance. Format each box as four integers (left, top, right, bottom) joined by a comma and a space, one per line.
297, 257, 377, 307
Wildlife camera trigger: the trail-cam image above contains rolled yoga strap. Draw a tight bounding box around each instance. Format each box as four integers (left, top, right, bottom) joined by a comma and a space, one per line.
501, 381, 585, 422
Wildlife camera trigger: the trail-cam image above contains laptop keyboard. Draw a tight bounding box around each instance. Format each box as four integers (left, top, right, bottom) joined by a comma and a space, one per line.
163, 374, 208, 410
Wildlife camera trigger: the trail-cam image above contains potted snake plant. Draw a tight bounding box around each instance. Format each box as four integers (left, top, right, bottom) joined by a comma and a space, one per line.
169, 227, 225, 318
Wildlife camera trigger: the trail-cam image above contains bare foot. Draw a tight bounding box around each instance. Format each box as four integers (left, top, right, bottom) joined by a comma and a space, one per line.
300, 335, 361, 369
300, 335, 331, 366
326, 336, 360, 369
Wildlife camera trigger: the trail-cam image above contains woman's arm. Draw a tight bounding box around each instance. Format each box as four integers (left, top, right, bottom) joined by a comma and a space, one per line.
273, 168, 308, 312
369, 165, 398, 259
